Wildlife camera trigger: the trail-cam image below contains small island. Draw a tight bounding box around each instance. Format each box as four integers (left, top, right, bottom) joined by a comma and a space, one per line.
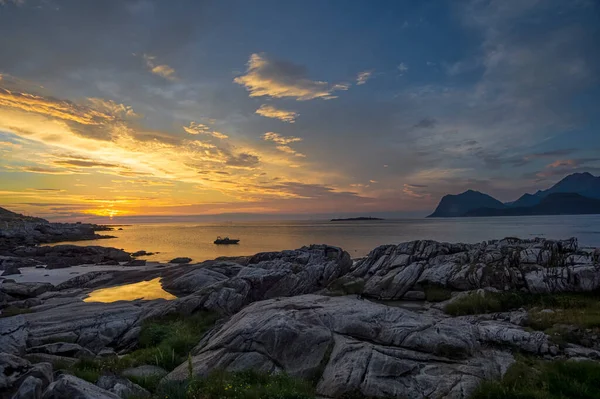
330, 216, 384, 222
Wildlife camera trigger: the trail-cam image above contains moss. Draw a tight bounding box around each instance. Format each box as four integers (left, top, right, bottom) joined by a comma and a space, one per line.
470, 358, 600, 399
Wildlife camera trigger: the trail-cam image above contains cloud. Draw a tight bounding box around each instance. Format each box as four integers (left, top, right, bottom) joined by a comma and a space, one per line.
53, 159, 121, 168
0, 88, 115, 125
234, 53, 349, 100
262, 132, 305, 157
255, 104, 298, 123
356, 71, 373, 85
262, 132, 302, 145
397, 63, 409, 74
143, 54, 177, 81
87, 98, 138, 118
412, 117, 437, 129
224, 152, 260, 168
183, 122, 229, 139
0, 0, 24, 5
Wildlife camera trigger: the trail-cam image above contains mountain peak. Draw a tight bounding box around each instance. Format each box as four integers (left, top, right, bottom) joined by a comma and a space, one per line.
428, 190, 505, 217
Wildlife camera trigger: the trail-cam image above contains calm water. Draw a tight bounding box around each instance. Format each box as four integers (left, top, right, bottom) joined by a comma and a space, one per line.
50, 215, 600, 263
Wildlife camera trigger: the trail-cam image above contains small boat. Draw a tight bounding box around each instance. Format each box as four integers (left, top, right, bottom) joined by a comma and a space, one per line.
214, 236, 240, 245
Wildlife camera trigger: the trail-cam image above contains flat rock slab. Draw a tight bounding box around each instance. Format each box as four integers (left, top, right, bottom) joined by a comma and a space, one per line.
42, 374, 119, 399
167, 294, 527, 399
122, 365, 168, 379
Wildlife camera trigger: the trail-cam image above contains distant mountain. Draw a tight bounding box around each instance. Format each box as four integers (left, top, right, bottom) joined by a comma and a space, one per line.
464, 193, 600, 217
429, 172, 600, 218
535, 172, 600, 199
427, 190, 506, 218
330, 217, 384, 221
509, 193, 542, 208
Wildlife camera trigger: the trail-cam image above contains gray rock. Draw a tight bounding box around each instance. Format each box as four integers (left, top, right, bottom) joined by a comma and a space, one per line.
0, 316, 27, 355
123, 259, 146, 266
11, 376, 43, 399
96, 348, 117, 359
41, 374, 120, 399
96, 375, 150, 398
27, 343, 95, 359
166, 295, 519, 398
351, 238, 597, 298
169, 257, 192, 264
122, 365, 168, 379
155, 245, 352, 316
0, 352, 30, 391
0, 282, 54, 298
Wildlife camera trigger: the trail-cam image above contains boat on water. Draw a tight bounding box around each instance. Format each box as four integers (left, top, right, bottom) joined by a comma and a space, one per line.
214, 236, 240, 245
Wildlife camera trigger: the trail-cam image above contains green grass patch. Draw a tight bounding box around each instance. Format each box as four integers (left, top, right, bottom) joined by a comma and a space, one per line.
65, 311, 218, 391
423, 285, 452, 302
444, 291, 600, 317
186, 369, 315, 399
470, 357, 600, 399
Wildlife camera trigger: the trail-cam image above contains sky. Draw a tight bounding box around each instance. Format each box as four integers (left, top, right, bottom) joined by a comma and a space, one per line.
0, 0, 599, 222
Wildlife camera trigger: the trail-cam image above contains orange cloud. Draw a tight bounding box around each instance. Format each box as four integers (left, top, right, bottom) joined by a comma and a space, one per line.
234, 53, 349, 100
255, 104, 298, 123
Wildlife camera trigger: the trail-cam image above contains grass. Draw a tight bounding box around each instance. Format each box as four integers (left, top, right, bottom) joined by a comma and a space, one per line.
186, 369, 315, 399
470, 357, 600, 399
423, 285, 452, 302
65, 311, 218, 389
443, 291, 600, 347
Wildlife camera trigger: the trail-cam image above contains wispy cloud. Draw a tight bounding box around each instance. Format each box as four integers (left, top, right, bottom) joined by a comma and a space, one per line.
143, 54, 177, 81
234, 53, 349, 100
356, 71, 373, 85
397, 62, 409, 74
183, 122, 228, 139
262, 132, 305, 157
255, 104, 298, 123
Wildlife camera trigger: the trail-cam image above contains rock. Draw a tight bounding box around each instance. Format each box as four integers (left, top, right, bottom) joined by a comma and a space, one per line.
11, 245, 131, 269
166, 295, 518, 398
169, 257, 192, 264
41, 374, 120, 399
1, 265, 21, 276
131, 251, 153, 258
122, 365, 168, 379
27, 343, 95, 359
403, 290, 426, 300
0, 282, 54, 298
97, 260, 119, 266
96, 348, 117, 359
0, 352, 30, 391
351, 238, 597, 298
12, 375, 43, 399
123, 259, 146, 266
0, 315, 27, 355
96, 375, 150, 398
2, 300, 162, 356
155, 245, 352, 315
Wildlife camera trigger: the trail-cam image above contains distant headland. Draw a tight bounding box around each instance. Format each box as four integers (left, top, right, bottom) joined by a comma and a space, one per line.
330, 217, 384, 222
428, 172, 600, 218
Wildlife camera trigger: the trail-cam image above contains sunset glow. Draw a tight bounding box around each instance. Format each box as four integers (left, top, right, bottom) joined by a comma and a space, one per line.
1, 0, 598, 222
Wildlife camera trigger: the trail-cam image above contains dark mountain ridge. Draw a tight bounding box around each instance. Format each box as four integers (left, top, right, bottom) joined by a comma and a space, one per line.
428, 172, 600, 218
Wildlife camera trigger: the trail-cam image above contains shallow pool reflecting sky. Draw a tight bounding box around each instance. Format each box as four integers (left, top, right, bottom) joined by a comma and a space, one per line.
84, 278, 176, 303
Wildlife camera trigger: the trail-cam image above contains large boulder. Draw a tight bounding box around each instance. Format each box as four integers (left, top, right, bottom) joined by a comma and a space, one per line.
156, 245, 352, 315
41, 374, 120, 399
1, 300, 163, 355
165, 295, 536, 398
27, 343, 94, 359
0, 282, 54, 299
12, 375, 44, 399
12, 245, 131, 269
96, 375, 150, 398
348, 238, 598, 299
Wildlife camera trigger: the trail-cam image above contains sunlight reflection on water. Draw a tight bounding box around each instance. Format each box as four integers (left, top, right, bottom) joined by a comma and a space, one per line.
84, 278, 176, 303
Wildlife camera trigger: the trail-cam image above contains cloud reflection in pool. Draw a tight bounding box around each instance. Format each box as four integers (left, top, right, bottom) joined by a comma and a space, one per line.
84, 278, 176, 303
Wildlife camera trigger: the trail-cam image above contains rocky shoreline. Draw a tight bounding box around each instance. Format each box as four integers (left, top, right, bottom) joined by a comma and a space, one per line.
1, 236, 600, 398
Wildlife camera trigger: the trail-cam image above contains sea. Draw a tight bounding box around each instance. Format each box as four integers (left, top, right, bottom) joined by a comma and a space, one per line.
47, 215, 600, 263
